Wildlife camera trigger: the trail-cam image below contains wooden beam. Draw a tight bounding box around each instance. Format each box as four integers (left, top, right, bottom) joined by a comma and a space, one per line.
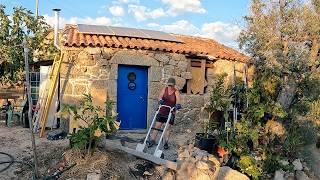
187, 60, 191, 95
200, 59, 206, 95
191, 61, 214, 68
105, 140, 178, 170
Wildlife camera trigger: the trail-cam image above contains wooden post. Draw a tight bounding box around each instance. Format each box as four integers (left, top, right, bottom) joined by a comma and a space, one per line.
23, 39, 40, 178
187, 60, 192, 94
200, 60, 206, 95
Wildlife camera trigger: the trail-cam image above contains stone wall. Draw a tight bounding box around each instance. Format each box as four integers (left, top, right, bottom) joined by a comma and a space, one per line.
206, 59, 253, 92
60, 47, 249, 130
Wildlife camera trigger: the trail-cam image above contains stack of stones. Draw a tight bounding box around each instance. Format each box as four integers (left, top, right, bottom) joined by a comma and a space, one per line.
274, 158, 318, 180
175, 144, 220, 180
162, 144, 250, 180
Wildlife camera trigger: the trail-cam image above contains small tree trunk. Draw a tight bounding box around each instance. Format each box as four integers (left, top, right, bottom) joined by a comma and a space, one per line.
277, 76, 297, 110
87, 129, 93, 157
309, 39, 319, 71
87, 139, 92, 156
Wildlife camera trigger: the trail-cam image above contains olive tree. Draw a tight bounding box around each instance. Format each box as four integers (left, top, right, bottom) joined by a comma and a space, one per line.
239, 0, 320, 111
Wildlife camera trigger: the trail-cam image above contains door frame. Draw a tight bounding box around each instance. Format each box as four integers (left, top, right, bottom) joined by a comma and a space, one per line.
117, 64, 149, 130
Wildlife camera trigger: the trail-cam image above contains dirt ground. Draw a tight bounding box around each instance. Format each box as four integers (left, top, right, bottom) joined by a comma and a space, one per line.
0, 124, 69, 179
0, 122, 186, 180
0, 124, 140, 180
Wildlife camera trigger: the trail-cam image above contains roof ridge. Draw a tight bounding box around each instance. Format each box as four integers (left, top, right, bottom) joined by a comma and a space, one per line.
171, 33, 216, 42
171, 34, 245, 56
61, 24, 249, 62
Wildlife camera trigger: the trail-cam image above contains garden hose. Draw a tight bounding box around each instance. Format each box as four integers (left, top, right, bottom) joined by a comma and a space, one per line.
0, 152, 36, 180
0, 151, 76, 180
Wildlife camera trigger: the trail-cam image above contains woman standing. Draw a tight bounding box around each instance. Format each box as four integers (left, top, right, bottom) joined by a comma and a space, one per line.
148, 77, 182, 149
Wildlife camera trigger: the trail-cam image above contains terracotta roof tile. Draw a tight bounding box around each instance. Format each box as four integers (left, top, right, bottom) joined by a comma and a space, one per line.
61, 25, 248, 62
104, 36, 114, 47
98, 35, 107, 46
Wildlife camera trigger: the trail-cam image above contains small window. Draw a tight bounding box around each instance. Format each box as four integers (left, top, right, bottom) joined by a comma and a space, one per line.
127, 72, 136, 81
29, 72, 40, 105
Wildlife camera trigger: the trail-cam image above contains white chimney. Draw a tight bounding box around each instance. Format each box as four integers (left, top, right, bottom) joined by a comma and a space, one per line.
53, 9, 61, 49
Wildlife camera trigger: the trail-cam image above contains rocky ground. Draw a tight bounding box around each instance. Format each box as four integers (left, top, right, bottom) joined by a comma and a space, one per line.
274, 157, 320, 180
2, 121, 317, 180
0, 123, 247, 180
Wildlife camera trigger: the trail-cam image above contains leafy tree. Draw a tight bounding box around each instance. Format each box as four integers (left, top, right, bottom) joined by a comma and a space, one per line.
220, 1, 320, 178
0, 5, 54, 85
239, 0, 320, 111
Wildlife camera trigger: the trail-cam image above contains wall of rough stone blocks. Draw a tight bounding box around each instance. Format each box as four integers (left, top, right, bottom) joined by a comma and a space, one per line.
206, 59, 253, 94
59, 47, 249, 131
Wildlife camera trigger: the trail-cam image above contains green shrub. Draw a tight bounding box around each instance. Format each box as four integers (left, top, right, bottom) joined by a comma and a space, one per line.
298, 122, 318, 145
203, 73, 231, 137
69, 128, 90, 149
59, 94, 119, 156
308, 99, 320, 120
238, 155, 262, 180
263, 155, 294, 174
208, 73, 230, 112
283, 125, 304, 157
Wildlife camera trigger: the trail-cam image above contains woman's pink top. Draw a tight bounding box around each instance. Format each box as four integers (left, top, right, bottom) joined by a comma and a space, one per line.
159, 87, 176, 116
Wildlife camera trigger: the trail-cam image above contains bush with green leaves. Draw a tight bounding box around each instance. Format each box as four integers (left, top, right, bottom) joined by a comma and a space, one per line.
308, 99, 320, 121
218, 0, 320, 177
208, 73, 231, 113
59, 94, 120, 156
201, 73, 231, 137
238, 155, 262, 180
263, 154, 293, 174
219, 120, 259, 155
283, 121, 318, 157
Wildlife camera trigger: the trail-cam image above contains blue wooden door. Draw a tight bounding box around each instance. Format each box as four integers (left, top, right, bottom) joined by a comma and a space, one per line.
117, 65, 148, 129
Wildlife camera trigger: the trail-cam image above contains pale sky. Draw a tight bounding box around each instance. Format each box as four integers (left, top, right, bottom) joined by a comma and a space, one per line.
1, 0, 251, 49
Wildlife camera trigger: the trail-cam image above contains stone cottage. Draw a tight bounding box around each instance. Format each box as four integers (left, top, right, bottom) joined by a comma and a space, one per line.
57, 24, 251, 131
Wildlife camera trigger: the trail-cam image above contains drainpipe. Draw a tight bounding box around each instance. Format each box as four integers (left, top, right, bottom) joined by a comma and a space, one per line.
53, 8, 61, 50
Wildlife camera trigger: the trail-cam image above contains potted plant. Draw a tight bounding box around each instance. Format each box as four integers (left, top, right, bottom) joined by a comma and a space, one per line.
195, 74, 231, 153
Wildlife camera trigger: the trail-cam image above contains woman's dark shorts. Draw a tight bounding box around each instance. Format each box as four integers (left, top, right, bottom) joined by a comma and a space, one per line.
156, 114, 175, 125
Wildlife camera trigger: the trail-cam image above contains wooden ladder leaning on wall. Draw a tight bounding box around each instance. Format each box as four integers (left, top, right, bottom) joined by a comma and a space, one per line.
35, 53, 65, 138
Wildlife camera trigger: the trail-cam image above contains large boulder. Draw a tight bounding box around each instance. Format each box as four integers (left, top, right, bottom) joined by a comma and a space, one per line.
177, 60, 189, 72
181, 72, 193, 80
274, 170, 285, 180
174, 145, 219, 180
173, 76, 186, 90
180, 95, 204, 109
292, 159, 303, 171
216, 166, 249, 180
154, 53, 170, 64
295, 170, 310, 180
